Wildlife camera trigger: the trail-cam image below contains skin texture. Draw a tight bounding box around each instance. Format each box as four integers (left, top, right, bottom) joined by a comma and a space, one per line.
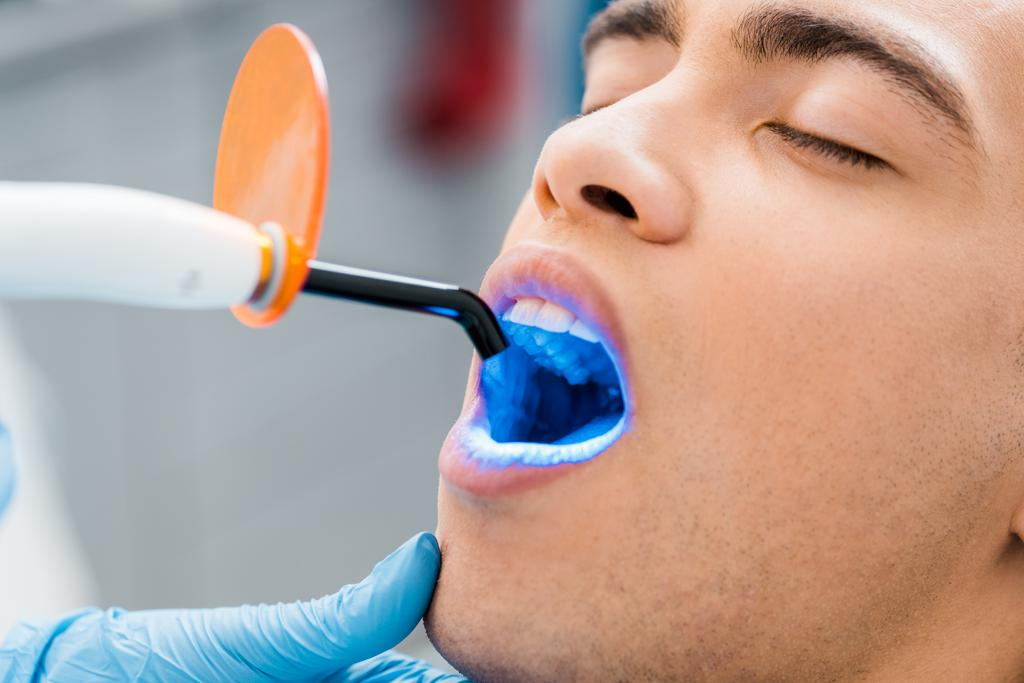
427, 1, 1024, 680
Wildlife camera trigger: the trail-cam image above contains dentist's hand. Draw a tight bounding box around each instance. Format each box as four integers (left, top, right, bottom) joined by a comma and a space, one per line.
0, 533, 466, 682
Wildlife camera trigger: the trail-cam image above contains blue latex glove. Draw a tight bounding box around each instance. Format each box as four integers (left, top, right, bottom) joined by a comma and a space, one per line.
0, 423, 15, 517
0, 533, 466, 682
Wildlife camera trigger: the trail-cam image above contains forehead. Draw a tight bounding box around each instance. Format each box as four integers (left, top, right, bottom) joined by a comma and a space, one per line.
595, 0, 1024, 70
598, 0, 1023, 53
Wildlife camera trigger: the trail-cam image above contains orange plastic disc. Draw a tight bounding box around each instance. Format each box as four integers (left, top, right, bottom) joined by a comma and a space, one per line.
215, 24, 330, 327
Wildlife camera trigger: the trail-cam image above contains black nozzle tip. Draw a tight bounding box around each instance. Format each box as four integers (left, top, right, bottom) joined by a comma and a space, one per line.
457, 289, 509, 359
302, 261, 508, 358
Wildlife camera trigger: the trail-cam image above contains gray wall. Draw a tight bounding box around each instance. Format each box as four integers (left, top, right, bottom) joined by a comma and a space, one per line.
0, 0, 582, 662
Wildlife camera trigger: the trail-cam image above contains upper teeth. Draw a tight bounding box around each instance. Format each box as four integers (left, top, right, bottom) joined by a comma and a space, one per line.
503, 297, 600, 343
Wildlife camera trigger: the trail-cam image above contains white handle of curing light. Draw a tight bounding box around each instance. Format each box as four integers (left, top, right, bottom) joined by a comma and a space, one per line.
0, 182, 265, 309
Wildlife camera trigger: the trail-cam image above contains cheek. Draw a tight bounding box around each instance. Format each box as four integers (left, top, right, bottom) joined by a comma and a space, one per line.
632, 191, 1012, 559
579, 202, 1015, 663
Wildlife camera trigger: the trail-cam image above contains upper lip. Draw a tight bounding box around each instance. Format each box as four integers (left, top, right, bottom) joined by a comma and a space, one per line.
479, 242, 629, 381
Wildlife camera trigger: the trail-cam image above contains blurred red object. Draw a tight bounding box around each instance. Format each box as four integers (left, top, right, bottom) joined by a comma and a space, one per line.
398, 0, 522, 159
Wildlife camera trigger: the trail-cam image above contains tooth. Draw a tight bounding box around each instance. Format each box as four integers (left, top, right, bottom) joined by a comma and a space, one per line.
534, 301, 575, 333
506, 298, 545, 326
512, 328, 531, 347
568, 319, 600, 343
544, 335, 566, 356
566, 366, 590, 385
534, 355, 553, 371
553, 350, 579, 368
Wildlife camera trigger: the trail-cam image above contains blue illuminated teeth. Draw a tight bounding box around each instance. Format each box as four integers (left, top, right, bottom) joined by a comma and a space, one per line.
504, 297, 606, 385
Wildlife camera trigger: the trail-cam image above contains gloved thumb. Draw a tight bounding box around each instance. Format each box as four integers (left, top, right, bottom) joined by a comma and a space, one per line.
134, 532, 442, 680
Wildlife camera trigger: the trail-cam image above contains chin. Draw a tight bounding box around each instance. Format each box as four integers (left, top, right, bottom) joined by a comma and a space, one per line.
424, 525, 586, 683
423, 586, 525, 683
425, 556, 518, 682
425, 541, 685, 683
425, 472, 647, 683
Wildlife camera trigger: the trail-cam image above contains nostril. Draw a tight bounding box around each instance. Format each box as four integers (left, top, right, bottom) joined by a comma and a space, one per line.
581, 185, 638, 220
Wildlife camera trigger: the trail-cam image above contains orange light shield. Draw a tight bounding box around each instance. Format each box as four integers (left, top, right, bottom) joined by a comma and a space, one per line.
216, 24, 330, 327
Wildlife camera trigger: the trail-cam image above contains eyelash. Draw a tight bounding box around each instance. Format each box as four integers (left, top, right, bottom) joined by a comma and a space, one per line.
765, 122, 890, 171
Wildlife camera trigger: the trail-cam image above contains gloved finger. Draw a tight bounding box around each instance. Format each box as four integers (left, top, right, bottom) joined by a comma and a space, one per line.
0, 423, 15, 516
332, 651, 469, 683
0, 609, 99, 681
135, 531, 443, 680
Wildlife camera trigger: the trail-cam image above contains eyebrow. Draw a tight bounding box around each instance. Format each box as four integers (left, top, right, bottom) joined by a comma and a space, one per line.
583, 1, 977, 148
582, 0, 682, 56
733, 5, 974, 142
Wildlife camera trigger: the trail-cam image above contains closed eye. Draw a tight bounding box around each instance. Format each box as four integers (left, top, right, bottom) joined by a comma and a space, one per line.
766, 122, 891, 171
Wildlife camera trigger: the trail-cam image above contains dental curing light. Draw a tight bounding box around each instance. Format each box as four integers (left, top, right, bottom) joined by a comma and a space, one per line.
0, 24, 507, 360
214, 23, 506, 357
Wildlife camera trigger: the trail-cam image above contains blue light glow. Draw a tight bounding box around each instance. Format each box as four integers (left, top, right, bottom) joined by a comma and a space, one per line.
466, 319, 627, 468
425, 306, 460, 318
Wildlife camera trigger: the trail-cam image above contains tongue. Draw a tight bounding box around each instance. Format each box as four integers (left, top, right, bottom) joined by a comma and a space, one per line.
554, 414, 623, 445
526, 362, 623, 444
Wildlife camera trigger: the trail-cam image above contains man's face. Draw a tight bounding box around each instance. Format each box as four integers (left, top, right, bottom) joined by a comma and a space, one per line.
428, 1, 1024, 680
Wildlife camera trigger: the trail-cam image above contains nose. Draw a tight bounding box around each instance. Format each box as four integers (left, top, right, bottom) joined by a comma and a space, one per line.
532, 113, 693, 244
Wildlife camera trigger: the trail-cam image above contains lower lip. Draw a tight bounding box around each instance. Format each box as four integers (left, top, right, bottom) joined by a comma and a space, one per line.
439, 397, 588, 498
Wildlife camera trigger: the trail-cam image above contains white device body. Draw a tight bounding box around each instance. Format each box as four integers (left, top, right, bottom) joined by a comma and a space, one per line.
0, 182, 265, 309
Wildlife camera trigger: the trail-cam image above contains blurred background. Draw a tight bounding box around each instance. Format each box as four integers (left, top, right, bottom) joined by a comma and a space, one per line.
0, 0, 604, 665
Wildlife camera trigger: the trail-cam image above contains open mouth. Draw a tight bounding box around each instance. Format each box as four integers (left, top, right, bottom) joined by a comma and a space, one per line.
468, 296, 627, 468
